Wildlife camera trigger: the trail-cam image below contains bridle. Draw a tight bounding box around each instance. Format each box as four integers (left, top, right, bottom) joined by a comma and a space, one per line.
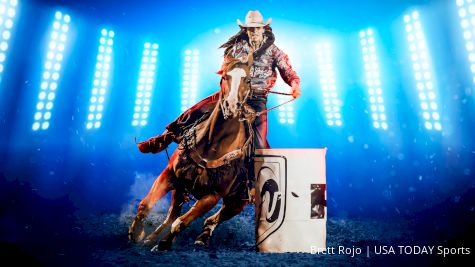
187, 53, 296, 170
220, 61, 297, 128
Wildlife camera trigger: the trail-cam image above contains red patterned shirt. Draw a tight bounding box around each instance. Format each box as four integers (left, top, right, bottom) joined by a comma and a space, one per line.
225, 38, 300, 95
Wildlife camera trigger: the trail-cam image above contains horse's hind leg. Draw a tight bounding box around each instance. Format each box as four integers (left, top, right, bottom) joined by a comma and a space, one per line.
157, 193, 221, 250
143, 189, 184, 245
195, 198, 248, 246
128, 164, 175, 242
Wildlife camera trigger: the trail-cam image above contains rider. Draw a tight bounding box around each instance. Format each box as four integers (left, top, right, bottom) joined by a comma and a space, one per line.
138, 10, 301, 197
139, 10, 300, 151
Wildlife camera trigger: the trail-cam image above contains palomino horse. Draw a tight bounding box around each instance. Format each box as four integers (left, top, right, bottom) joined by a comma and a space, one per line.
128, 56, 256, 249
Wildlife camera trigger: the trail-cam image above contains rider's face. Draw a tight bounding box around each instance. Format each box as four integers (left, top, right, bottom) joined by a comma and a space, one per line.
246, 27, 264, 43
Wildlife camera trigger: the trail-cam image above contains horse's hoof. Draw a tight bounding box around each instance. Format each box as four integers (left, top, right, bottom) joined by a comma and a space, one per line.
128, 217, 146, 243
194, 231, 210, 247
128, 231, 135, 242
151, 245, 159, 252
194, 240, 207, 246
143, 239, 154, 246
142, 233, 157, 246
157, 239, 172, 251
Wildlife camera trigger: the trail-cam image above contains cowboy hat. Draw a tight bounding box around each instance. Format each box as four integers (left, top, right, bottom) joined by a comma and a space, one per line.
237, 10, 272, 28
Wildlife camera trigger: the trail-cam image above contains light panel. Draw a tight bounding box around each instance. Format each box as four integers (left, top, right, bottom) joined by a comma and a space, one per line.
359, 28, 388, 130
0, 0, 18, 80
403, 11, 442, 131
315, 42, 343, 127
180, 49, 199, 112
131, 42, 158, 127
86, 28, 114, 130
275, 78, 295, 125
275, 46, 296, 125
456, 0, 475, 83
32, 11, 70, 131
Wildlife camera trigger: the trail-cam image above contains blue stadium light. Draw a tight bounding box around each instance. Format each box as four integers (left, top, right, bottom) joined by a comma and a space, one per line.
359, 28, 388, 130
132, 42, 158, 127
315, 42, 343, 127
86, 28, 114, 130
275, 79, 295, 124
32, 11, 71, 131
271, 44, 296, 125
0, 0, 19, 80
456, 0, 475, 83
180, 49, 199, 112
403, 11, 442, 131
277, 94, 295, 124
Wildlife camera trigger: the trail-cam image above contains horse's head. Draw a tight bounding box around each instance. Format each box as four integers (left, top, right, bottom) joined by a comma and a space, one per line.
218, 57, 251, 119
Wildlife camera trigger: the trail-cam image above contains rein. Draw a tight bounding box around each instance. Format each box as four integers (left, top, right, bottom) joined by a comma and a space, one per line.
255, 90, 296, 117
268, 90, 292, 96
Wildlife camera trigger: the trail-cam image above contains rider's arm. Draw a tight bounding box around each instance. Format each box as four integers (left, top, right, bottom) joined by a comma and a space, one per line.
273, 46, 300, 87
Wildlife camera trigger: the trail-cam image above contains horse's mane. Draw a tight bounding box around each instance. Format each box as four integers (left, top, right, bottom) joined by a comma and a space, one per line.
219, 26, 275, 59
205, 93, 222, 143
198, 58, 249, 144
221, 58, 243, 73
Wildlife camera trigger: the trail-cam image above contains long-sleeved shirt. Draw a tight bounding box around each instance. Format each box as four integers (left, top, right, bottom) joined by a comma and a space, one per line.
226, 38, 300, 95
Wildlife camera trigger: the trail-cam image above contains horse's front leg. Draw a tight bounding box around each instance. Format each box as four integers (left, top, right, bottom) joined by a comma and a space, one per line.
128, 158, 176, 243
195, 198, 248, 246
143, 189, 184, 245
156, 193, 221, 250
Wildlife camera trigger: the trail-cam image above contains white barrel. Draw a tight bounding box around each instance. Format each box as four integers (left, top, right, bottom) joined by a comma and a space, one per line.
254, 148, 327, 253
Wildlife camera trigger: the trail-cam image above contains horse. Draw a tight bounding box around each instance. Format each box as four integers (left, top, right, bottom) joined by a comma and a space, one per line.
128, 55, 256, 249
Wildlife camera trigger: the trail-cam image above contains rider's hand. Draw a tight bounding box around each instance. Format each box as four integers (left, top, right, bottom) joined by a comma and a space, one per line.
249, 188, 256, 204
291, 81, 301, 99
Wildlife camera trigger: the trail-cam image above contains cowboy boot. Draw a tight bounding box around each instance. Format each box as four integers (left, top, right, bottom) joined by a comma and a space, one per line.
138, 130, 174, 154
